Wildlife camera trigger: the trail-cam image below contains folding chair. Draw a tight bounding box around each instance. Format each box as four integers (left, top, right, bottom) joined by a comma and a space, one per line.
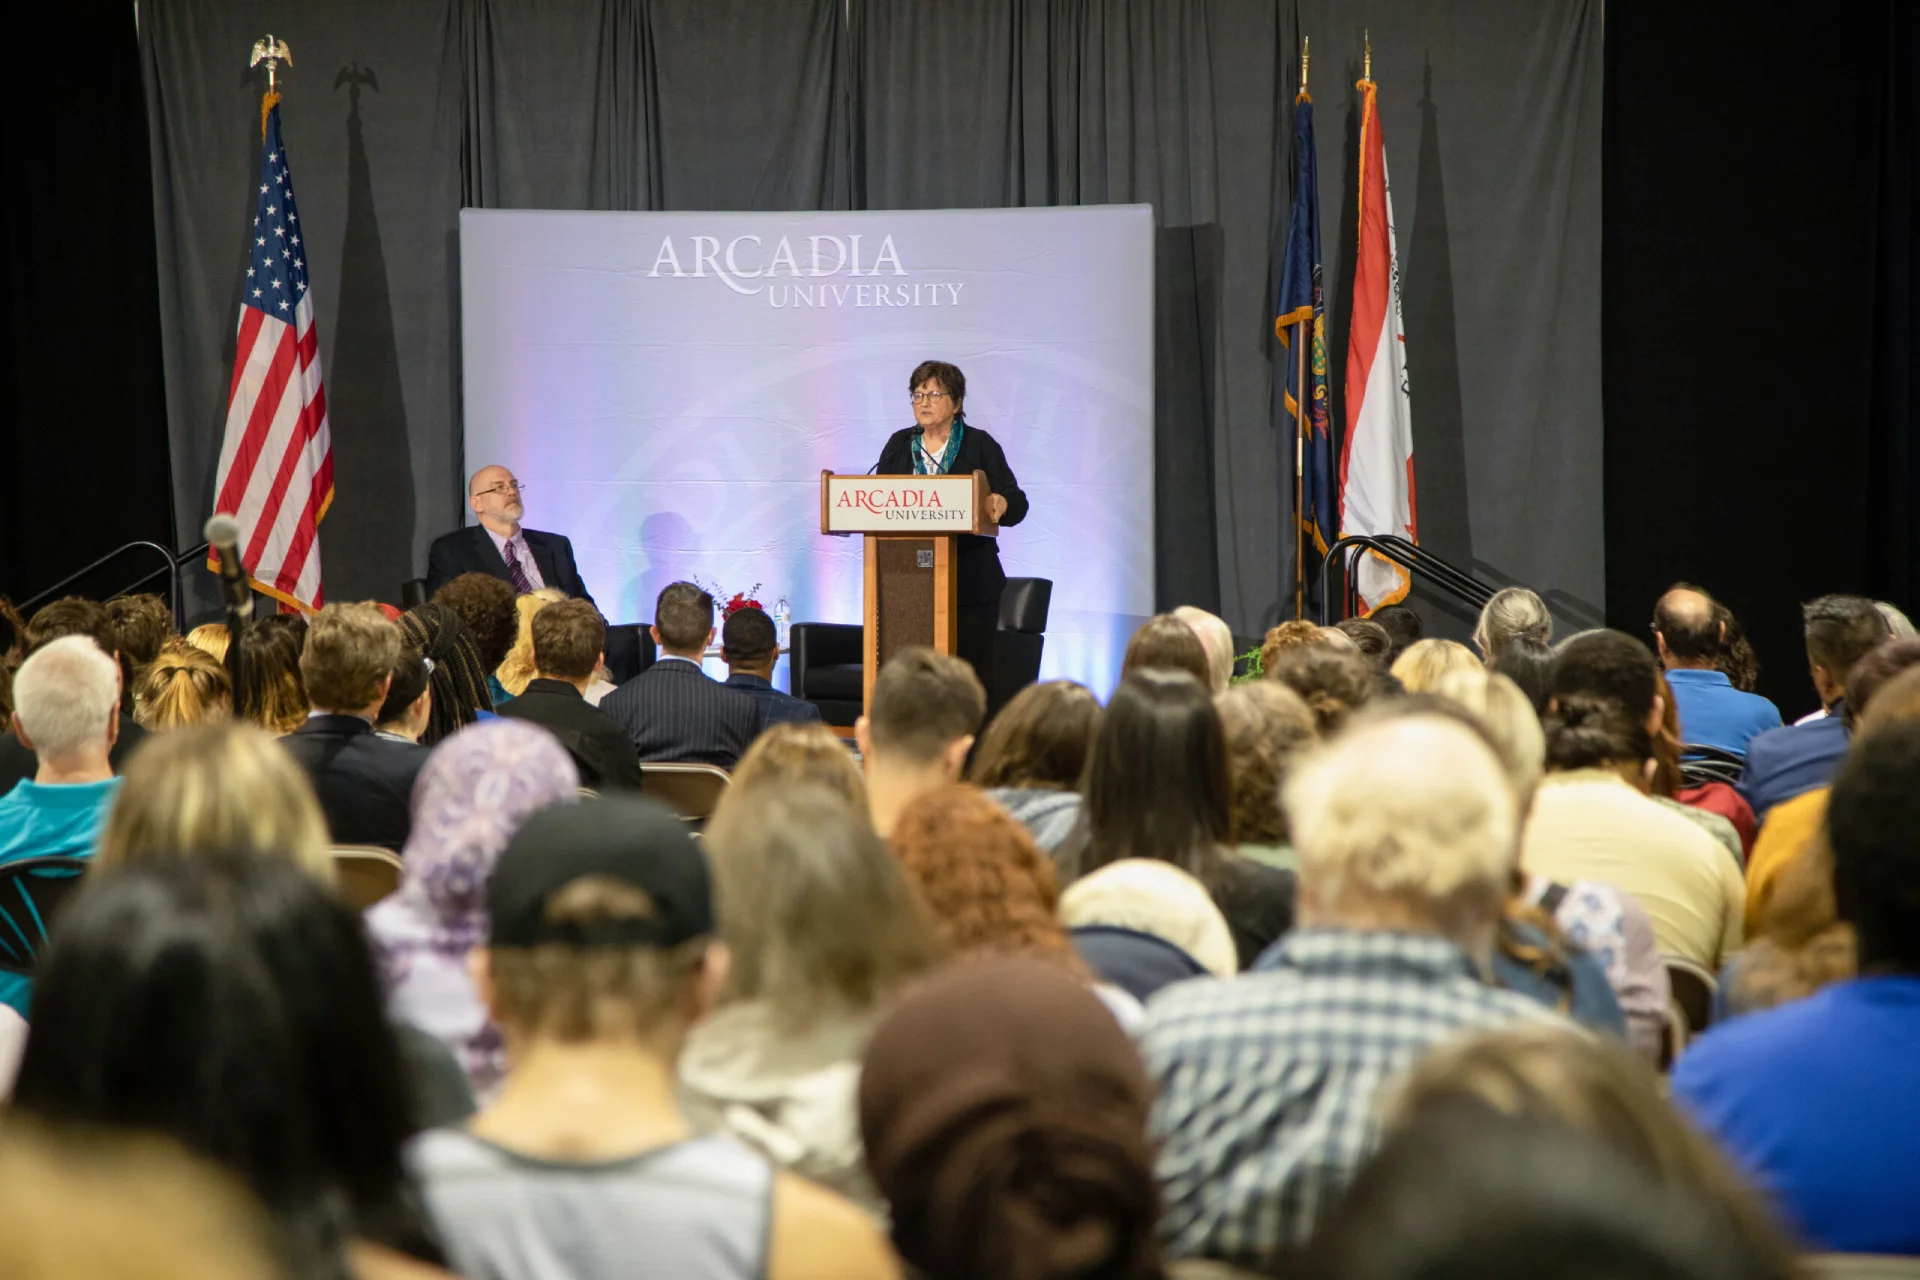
0, 855, 89, 975
331, 845, 405, 911
638, 763, 731, 823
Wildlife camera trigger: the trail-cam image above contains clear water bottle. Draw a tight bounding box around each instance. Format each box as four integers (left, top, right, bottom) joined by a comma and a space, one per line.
774, 596, 791, 649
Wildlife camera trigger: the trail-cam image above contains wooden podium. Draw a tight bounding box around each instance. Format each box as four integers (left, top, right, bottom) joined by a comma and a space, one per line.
820, 470, 997, 711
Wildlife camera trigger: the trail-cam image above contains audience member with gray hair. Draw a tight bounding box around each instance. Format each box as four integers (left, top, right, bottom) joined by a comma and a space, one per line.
0, 635, 125, 1017
1472, 586, 1553, 664
1141, 715, 1565, 1271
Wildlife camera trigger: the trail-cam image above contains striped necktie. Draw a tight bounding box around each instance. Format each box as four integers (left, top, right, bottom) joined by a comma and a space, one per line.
503, 537, 537, 594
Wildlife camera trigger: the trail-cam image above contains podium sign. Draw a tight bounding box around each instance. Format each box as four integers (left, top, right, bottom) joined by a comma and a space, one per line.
821, 471, 995, 711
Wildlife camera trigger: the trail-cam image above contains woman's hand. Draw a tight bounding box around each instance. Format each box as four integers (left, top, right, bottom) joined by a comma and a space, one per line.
987, 493, 1009, 522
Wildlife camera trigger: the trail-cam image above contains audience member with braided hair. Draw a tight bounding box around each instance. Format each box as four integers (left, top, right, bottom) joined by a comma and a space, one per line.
967, 679, 1099, 853
1520, 630, 1743, 969
1265, 643, 1374, 735
133, 640, 232, 730
860, 956, 1162, 1280
1058, 669, 1294, 969
430, 573, 519, 706
400, 602, 495, 745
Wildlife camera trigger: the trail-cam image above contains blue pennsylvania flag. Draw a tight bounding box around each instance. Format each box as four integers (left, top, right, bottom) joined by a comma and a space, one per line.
1277, 90, 1334, 560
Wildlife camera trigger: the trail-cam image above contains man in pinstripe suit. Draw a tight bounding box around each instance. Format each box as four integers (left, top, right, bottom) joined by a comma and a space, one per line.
601, 582, 761, 769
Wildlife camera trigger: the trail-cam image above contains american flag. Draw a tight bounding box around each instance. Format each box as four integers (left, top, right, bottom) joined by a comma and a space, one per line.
210, 101, 333, 612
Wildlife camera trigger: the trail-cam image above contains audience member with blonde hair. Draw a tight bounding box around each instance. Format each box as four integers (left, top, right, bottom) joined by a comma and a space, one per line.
492, 587, 566, 699
95, 722, 334, 883
1060, 858, 1238, 986
682, 782, 939, 1214
966, 679, 1099, 853
133, 640, 232, 730
1172, 605, 1235, 694
721, 720, 868, 813
1472, 586, 1552, 663
1215, 680, 1316, 867
183, 621, 231, 663
1390, 637, 1482, 693
1143, 715, 1564, 1268
411, 798, 898, 1280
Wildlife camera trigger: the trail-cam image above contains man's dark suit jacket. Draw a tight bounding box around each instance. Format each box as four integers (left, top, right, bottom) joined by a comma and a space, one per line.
425, 525, 594, 604
0, 715, 147, 796
724, 672, 823, 731
873, 423, 1028, 605
497, 678, 645, 792
279, 714, 426, 851
600, 657, 760, 769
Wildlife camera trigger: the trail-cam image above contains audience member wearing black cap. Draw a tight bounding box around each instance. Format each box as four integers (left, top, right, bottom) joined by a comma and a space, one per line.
408, 797, 898, 1280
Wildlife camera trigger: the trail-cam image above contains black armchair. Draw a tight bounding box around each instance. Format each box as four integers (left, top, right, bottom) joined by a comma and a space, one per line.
791, 623, 865, 727
604, 623, 657, 686
991, 577, 1053, 713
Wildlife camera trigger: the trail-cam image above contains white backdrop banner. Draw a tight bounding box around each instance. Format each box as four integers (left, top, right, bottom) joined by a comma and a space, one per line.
459, 205, 1155, 694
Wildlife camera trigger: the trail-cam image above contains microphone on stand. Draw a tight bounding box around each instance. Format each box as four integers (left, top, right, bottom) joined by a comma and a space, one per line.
203, 514, 253, 615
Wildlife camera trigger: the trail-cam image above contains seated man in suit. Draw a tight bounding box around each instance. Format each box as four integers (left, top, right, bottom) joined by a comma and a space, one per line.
425, 465, 594, 605
279, 603, 426, 850
720, 606, 821, 731
601, 582, 760, 769
497, 598, 643, 792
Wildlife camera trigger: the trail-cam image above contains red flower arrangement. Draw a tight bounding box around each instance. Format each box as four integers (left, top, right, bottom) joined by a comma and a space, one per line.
692, 576, 764, 620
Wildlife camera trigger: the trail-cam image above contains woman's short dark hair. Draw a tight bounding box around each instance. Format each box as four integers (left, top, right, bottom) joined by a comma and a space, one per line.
1828, 720, 1920, 974
908, 359, 966, 410
15, 852, 431, 1274
968, 680, 1102, 790
375, 651, 430, 727
1550, 629, 1658, 720
1059, 669, 1230, 884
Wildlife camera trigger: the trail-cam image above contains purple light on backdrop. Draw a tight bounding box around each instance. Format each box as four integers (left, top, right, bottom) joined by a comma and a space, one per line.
459, 206, 1155, 697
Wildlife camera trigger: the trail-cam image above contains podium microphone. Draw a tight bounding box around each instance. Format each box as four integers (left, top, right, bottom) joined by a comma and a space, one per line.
204, 514, 252, 614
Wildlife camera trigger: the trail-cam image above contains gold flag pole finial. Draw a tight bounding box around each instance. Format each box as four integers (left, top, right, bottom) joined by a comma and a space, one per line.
1363, 31, 1371, 82
1300, 36, 1310, 95
249, 35, 292, 137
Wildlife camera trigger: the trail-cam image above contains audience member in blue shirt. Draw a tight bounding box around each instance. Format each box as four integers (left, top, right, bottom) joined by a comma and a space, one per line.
720, 607, 821, 731
0, 636, 126, 1017
1674, 719, 1920, 1255
1653, 587, 1781, 755
1737, 595, 1888, 822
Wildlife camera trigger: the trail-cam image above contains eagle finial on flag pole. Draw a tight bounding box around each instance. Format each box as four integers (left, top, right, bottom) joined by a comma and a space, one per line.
249, 35, 292, 91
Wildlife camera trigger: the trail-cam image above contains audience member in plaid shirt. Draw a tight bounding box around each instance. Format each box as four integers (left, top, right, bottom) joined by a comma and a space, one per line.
1141, 713, 1568, 1270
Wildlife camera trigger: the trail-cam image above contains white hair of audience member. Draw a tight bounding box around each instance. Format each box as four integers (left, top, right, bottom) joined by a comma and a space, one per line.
12, 636, 120, 759
1471, 586, 1553, 661
1058, 857, 1238, 978
1426, 667, 1547, 806
1171, 605, 1234, 695
1877, 601, 1916, 638
1283, 715, 1517, 945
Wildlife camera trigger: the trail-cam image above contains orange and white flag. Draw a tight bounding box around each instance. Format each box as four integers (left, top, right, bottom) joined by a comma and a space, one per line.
1338, 72, 1415, 613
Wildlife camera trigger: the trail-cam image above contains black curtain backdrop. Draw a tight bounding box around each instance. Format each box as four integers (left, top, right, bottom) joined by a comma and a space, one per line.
1603, 2, 1920, 714
0, 0, 172, 603
126, 0, 1604, 640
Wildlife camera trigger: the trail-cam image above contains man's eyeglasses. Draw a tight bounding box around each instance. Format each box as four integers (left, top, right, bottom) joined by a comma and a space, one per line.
910, 391, 951, 405
473, 480, 525, 498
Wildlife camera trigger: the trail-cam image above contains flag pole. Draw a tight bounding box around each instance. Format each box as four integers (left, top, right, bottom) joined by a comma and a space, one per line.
1293, 37, 1311, 620
249, 34, 291, 138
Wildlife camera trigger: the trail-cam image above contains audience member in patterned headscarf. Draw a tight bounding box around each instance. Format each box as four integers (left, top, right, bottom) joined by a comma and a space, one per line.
860, 956, 1162, 1280
400, 602, 494, 746
364, 719, 577, 1099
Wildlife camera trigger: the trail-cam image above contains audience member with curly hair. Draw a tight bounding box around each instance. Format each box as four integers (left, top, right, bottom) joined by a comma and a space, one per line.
1215, 680, 1315, 867
430, 572, 519, 703
1266, 643, 1375, 735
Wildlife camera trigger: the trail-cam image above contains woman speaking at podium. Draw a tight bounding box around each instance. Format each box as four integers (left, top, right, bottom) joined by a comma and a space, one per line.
873, 359, 1029, 694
